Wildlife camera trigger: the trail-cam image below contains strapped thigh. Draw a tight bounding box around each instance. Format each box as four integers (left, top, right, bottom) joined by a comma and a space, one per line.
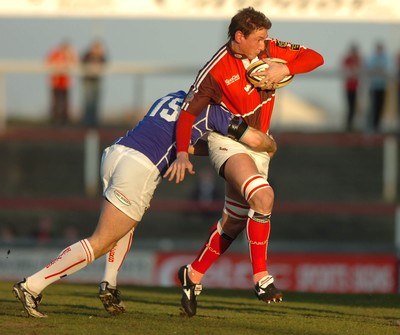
223, 196, 250, 220
241, 174, 270, 202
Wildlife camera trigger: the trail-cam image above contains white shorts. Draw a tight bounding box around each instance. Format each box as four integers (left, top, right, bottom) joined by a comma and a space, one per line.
207, 132, 271, 179
101, 144, 161, 222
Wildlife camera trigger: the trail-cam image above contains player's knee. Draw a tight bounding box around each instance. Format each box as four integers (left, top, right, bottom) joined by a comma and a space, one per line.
249, 187, 274, 214
241, 174, 274, 213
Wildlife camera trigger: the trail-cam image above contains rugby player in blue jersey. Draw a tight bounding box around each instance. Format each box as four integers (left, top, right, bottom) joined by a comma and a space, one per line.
13, 90, 276, 318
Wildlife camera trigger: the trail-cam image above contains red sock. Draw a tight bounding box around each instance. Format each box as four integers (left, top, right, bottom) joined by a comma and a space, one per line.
191, 221, 234, 274
246, 216, 271, 276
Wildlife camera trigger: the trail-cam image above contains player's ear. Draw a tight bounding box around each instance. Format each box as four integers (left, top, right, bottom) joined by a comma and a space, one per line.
234, 31, 245, 43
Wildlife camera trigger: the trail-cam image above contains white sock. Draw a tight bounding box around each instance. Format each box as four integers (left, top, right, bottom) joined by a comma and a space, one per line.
101, 229, 134, 288
26, 239, 94, 295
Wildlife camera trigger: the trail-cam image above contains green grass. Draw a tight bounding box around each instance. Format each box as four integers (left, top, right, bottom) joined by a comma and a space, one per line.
0, 281, 399, 335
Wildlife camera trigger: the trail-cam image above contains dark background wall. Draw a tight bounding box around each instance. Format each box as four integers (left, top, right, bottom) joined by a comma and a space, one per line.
0, 128, 398, 252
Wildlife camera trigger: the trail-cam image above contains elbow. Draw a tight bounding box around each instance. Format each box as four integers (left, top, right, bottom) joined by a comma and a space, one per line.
315, 50, 325, 67
309, 49, 325, 68
249, 136, 263, 149
318, 53, 325, 67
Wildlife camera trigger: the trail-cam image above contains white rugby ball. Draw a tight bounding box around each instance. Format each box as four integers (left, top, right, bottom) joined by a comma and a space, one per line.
246, 58, 294, 89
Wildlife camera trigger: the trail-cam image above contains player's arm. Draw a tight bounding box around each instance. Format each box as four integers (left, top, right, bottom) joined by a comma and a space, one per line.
269, 39, 324, 74
227, 117, 277, 157
165, 79, 220, 183
190, 129, 276, 157
255, 39, 324, 89
241, 128, 277, 157
164, 110, 196, 183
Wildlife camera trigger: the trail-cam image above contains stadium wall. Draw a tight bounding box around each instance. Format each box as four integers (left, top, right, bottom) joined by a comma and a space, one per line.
1, 131, 399, 294
1, 248, 398, 294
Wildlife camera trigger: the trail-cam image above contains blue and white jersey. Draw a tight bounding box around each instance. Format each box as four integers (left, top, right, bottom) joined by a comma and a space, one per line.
116, 90, 235, 175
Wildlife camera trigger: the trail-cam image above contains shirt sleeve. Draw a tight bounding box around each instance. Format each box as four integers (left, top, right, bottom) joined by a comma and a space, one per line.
268, 39, 324, 74
176, 110, 196, 153
177, 73, 223, 153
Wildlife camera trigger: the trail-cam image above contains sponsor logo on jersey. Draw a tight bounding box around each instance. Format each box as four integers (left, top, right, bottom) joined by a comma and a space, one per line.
276, 40, 288, 48
244, 83, 254, 93
114, 190, 131, 206
225, 74, 240, 86
219, 147, 228, 151
277, 40, 300, 50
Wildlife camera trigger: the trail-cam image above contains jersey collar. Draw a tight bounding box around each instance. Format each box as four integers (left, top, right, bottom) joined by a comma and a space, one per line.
226, 41, 248, 60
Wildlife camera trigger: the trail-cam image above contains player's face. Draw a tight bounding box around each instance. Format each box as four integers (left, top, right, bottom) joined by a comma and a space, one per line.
237, 28, 268, 60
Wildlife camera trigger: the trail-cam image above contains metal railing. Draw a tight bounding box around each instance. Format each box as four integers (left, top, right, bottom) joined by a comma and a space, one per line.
0, 61, 398, 202
0, 60, 203, 131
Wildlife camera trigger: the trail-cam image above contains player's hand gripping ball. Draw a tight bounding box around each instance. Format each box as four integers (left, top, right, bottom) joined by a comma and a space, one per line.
246, 58, 294, 89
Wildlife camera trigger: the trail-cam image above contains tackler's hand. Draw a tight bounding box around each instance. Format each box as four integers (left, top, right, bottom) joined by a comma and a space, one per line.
163, 152, 195, 183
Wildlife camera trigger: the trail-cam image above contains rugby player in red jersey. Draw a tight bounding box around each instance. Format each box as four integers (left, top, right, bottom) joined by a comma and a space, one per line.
165, 7, 324, 316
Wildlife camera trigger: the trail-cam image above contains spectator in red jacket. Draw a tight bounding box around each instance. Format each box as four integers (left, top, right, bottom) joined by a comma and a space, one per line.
46, 40, 78, 125
341, 43, 362, 132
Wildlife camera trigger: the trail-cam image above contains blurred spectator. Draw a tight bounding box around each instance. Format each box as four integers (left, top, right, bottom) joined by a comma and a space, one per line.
365, 42, 390, 133
46, 40, 79, 125
191, 166, 220, 216
32, 215, 53, 245
63, 225, 79, 244
0, 225, 16, 243
81, 40, 108, 128
396, 50, 400, 133
341, 43, 362, 132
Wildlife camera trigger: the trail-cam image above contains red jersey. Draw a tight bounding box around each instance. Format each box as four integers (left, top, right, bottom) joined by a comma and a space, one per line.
177, 38, 324, 152
342, 53, 362, 91
47, 48, 77, 90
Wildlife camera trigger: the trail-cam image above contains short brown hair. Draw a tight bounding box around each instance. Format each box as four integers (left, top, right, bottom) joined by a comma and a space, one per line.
228, 7, 272, 39
228, 7, 272, 40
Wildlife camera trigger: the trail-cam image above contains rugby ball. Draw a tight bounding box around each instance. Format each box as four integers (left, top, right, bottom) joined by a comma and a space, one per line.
246, 58, 294, 89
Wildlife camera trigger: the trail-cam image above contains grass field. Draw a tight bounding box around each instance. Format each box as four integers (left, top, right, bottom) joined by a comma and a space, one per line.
0, 281, 399, 335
